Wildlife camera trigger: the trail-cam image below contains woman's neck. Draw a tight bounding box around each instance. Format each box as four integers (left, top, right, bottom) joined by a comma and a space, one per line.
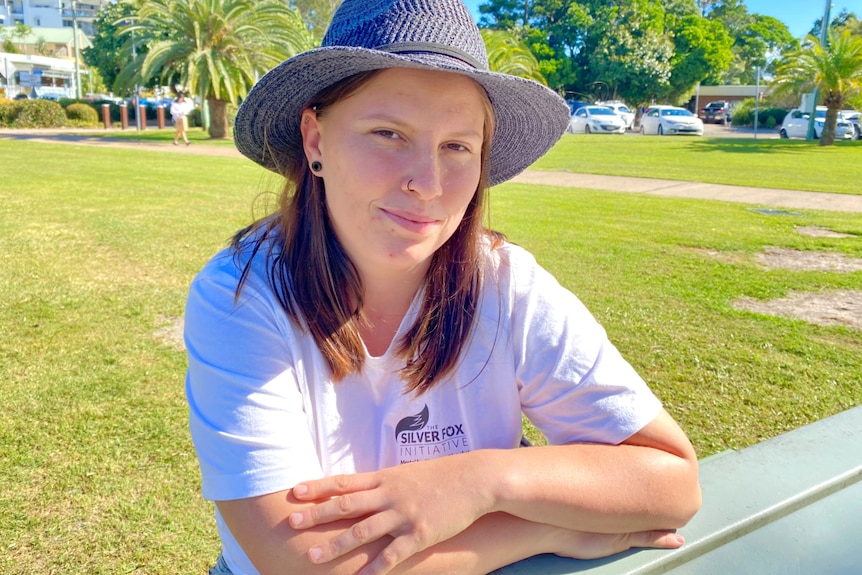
358, 265, 427, 357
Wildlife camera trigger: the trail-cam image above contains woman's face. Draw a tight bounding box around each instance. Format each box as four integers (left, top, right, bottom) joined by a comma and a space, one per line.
301, 68, 487, 281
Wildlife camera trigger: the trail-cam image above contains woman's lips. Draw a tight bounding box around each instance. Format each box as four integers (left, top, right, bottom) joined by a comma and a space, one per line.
381, 208, 439, 233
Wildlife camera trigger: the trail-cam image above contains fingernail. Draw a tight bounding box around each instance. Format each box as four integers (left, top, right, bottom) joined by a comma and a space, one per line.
293, 484, 308, 496
675, 534, 685, 545
308, 546, 323, 562
289, 512, 303, 528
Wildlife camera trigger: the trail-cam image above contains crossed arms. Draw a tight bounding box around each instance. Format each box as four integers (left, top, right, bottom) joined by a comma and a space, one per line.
217, 408, 701, 575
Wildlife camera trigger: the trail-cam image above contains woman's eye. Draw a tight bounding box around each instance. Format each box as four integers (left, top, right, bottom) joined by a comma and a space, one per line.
446, 143, 470, 152
375, 130, 400, 140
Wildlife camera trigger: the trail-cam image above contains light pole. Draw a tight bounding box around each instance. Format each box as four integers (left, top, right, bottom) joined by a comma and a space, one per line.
60, 0, 82, 99
806, 0, 833, 141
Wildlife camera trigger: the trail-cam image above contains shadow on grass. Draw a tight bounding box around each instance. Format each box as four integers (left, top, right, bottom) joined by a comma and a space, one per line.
687, 137, 862, 154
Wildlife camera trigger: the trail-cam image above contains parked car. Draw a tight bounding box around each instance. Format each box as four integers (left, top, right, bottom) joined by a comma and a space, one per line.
640, 105, 704, 136
701, 100, 734, 124
566, 100, 590, 115
595, 100, 635, 130
567, 105, 627, 134
779, 107, 854, 140
839, 110, 861, 140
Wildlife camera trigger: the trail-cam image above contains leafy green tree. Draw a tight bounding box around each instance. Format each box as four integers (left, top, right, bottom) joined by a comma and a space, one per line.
11, 22, 33, 53
292, 0, 342, 42
771, 29, 862, 145
478, 0, 577, 93
478, 0, 537, 29
810, 9, 860, 39
83, 0, 141, 94
704, 2, 797, 84
120, 0, 314, 139
667, 14, 733, 101
585, 0, 674, 104
0, 28, 19, 54
480, 28, 546, 84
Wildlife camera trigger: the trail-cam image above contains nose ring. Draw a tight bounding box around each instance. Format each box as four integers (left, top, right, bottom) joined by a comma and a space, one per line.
405, 178, 415, 192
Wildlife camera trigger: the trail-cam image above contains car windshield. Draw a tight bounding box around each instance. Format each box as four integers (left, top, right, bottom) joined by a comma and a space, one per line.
588, 107, 615, 115
815, 110, 826, 119
661, 109, 693, 117
618, 106, 631, 113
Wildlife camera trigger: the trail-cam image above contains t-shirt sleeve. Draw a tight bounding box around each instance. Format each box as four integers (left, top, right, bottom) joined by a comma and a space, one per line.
503, 246, 662, 446
184, 251, 324, 501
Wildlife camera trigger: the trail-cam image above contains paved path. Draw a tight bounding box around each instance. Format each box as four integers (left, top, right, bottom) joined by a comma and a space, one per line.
3, 129, 861, 213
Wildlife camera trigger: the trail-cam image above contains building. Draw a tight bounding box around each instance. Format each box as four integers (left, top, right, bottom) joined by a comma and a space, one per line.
1, 0, 112, 39
1, 0, 104, 99
0, 26, 91, 98
688, 85, 768, 114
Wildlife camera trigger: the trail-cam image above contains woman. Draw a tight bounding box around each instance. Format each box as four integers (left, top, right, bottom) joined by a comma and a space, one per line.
184, 1, 701, 574
171, 93, 192, 145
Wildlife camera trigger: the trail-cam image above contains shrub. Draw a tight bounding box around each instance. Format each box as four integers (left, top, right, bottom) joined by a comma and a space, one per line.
765, 115, 777, 129
65, 102, 98, 125
188, 107, 202, 128
12, 99, 67, 128
0, 98, 14, 126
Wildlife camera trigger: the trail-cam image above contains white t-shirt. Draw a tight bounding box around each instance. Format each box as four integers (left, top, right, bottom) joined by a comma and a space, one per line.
184, 236, 662, 575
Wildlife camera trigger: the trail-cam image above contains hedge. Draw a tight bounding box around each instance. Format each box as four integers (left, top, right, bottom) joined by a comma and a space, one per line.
65, 102, 99, 125
0, 99, 67, 128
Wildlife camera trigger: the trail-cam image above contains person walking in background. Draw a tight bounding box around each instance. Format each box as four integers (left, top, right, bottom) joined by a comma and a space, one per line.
171, 93, 193, 145
184, 0, 701, 573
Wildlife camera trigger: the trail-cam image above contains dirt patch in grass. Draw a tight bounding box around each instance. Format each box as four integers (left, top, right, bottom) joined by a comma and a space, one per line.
757, 247, 862, 273
795, 226, 856, 238
734, 290, 862, 330
154, 316, 185, 351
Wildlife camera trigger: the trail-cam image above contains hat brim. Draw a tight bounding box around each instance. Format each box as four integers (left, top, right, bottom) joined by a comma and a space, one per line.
234, 46, 569, 186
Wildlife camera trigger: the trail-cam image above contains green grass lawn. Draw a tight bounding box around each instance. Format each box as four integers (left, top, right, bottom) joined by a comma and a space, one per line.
66, 126, 236, 146
1, 140, 860, 573
536, 134, 862, 195
66, 128, 862, 194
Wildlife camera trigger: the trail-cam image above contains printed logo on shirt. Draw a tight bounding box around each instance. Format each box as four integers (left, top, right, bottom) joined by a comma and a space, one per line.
394, 404, 469, 464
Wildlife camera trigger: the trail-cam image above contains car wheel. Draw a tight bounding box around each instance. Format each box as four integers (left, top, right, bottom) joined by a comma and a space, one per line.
658, 125, 664, 136
854, 126, 861, 141
585, 125, 591, 134
779, 129, 788, 139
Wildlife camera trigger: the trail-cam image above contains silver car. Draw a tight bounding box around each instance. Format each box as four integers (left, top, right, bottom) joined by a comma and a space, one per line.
780, 107, 854, 140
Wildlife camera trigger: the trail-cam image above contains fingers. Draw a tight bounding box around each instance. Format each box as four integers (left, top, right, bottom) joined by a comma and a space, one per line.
556, 529, 686, 560
293, 473, 376, 500
627, 530, 685, 550
290, 473, 381, 529
305, 510, 406, 567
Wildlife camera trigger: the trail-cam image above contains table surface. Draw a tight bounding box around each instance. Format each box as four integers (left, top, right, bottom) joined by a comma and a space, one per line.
495, 404, 862, 575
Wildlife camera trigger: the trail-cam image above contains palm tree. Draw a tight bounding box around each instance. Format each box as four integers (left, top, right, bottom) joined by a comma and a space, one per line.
771, 29, 862, 146
120, 0, 314, 139
480, 29, 547, 85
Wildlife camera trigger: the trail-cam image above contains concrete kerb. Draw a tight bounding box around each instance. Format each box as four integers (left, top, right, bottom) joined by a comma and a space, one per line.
2, 128, 861, 213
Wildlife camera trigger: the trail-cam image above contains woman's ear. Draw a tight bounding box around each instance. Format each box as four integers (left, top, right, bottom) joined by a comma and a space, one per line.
300, 108, 323, 165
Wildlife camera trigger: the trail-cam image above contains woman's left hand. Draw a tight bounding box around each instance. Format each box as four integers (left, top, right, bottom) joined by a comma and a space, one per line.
289, 453, 492, 575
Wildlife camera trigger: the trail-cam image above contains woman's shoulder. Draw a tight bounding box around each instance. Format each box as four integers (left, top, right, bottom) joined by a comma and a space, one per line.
192, 221, 282, 295
481, 236, 542, 280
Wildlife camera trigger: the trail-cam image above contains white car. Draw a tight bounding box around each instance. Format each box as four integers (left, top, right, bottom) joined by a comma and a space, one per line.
839, 110, 861, 140
780, 107, 854, 140
595, 100, 635, 130
567, 105, 626, 134
640, 105, 704, 136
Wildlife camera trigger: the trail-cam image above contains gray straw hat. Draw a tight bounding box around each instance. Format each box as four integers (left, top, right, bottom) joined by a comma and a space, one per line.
234, 0, 569, 186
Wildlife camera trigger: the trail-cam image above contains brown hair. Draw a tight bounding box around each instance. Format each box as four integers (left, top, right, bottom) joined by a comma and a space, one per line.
232, 70, 498, 395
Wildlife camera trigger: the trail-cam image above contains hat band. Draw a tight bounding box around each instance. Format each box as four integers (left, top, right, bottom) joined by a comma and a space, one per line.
376, 42, 485, 70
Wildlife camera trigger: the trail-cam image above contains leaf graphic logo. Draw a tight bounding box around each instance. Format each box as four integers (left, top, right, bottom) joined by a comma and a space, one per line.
394, 405, 430, 439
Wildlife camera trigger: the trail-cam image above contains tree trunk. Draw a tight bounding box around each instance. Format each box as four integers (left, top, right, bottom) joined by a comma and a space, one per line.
819, 106, 838, 146
207, 97, 230, 139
